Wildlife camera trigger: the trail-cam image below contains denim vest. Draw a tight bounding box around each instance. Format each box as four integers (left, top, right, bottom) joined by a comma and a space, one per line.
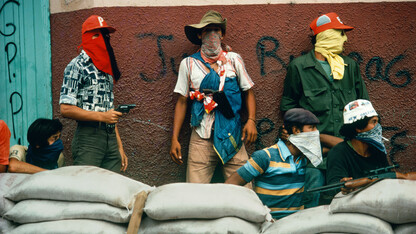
189, 52, 242, 164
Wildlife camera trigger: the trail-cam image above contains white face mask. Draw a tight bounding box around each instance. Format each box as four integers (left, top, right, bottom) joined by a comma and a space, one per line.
288, 130, 322, 167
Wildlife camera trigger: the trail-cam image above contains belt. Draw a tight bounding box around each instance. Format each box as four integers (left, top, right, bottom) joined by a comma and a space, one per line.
77, 121, 115, 133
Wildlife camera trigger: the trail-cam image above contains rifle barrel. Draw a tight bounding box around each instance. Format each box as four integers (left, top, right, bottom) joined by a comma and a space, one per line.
307, 182, 345, 193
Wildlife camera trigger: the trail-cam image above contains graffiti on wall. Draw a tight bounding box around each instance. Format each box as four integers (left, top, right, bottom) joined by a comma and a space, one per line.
134, 32, 414, 167
1, 0, 22, 144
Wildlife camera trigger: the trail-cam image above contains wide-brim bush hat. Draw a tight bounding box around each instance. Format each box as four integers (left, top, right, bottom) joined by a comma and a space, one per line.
310, 12, 353, 36
185, 10, 227, 45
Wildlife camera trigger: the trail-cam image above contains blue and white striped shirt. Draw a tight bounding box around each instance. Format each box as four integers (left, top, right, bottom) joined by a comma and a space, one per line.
237, 139, 307, 219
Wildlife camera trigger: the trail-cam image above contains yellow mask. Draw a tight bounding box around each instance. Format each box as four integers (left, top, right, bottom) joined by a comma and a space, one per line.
315, 29, 348, 80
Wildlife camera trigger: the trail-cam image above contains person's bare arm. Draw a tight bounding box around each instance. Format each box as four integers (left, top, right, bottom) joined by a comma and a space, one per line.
115, 125, 128, 172
8, 158, 47, 174
60, 104, 122, 124
241, 89, 257, 146
170, 95, 187, 165
225, 171, 249, 186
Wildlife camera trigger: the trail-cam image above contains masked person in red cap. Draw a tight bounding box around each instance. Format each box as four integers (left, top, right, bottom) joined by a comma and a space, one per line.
170, 10, 257, 184
280, 13, 369, 207
59, 15, 127, 172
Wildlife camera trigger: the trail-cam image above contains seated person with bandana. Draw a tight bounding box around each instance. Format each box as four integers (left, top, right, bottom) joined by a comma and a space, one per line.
8, 118, 64, 174
225, 108, 323, 219
327, 99, 416, 195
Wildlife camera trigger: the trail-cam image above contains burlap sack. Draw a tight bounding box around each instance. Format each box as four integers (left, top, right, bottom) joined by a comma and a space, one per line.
144, 183, 270, 223
5, 166, 154, 209
262, 205, 393, 234
8, 219, 127, 234
4, 200, 131, 224
330, 179, 416, 224
139, 216, 261, 234
0, 173, 30, 215
394, 223, 416, 234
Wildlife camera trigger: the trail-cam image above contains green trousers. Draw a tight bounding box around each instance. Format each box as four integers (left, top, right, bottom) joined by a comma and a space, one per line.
71, 125, 121, 172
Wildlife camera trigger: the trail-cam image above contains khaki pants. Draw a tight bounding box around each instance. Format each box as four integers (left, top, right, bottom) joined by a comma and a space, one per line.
187, 130, 251, 188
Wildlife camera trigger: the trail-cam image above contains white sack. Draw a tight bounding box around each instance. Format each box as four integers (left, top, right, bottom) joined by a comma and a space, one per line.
394, 223, 416, 234
144, 183, 270, 223
8, 219, 127, 234
0, 217, 17, 233
262, 205, 393, 234
4, 199, 131, 224
138, 216, 261, 234
329, 179, 416, 224
0, 173, 30, 216
5, 166, 154, 209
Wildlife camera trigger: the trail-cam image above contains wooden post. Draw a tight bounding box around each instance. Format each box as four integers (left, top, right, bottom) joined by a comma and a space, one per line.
127, 191, 149, 234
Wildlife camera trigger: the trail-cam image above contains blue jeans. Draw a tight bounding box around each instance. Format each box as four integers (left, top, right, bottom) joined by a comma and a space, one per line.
302, 167, 325, 208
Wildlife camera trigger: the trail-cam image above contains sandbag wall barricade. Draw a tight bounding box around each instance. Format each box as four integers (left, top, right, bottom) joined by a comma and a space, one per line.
262, 179, 416, 234
1, 166, 154, 234
0, 173, 29, 233
139, 183, 271, 233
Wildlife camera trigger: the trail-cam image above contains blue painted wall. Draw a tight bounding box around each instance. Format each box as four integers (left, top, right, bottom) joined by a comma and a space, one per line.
0, 0, 52, 146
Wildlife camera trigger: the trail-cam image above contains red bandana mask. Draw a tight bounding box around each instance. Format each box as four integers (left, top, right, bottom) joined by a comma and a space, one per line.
80, 31, 113, 76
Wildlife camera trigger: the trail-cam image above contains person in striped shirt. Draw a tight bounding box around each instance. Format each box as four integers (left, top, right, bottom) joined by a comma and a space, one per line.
226, 108, 322, 219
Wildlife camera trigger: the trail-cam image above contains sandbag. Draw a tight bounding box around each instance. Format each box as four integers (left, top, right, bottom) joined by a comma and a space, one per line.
262, 205, 393, 234
0, 217, 17, 233
4, 199, 131, 224
0, 173, 30, 216
144, 183, 270, 223
5, 166, 154, 209
8, 219, 127, 234
329, 179, 416, 224
394, 223, 416, 234
138, 216, 261, 234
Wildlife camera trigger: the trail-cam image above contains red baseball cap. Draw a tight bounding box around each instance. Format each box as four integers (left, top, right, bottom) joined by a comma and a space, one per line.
82, 15, 116, 34
309, 12, 354, 36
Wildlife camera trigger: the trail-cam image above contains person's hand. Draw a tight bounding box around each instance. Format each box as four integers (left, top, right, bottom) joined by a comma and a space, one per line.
340, 177, 355, 194
279, 125, 289, 141
119, 147, 128, 172
242, 119, 257, 146
170, 139, 183, 165
102, 109, 122, 124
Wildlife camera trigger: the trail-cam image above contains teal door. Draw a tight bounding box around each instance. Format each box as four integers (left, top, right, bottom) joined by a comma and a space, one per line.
1, 0, 52, 146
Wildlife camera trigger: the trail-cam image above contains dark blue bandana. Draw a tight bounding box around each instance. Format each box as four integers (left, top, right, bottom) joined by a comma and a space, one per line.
26, 139, 64, 169
355, 123, 387, 154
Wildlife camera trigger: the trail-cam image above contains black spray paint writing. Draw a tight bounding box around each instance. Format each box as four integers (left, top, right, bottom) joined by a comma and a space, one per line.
1, 0, 22, 144
256, 36, 412, 88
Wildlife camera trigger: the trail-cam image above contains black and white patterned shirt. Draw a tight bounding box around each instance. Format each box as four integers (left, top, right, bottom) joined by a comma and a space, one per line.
59, 50, 114, 112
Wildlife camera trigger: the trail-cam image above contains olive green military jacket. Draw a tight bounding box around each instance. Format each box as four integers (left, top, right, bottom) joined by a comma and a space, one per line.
280, 50, 369, 138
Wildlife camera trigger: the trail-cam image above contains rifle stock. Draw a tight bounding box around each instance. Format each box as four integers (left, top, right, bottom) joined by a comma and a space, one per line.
307, 165, 399, 193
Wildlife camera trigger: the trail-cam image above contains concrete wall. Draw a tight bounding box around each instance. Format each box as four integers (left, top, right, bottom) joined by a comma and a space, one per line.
50, 2, 416, 186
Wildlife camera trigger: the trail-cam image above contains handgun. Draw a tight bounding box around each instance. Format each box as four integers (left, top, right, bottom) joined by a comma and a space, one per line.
116, 104, 136, 114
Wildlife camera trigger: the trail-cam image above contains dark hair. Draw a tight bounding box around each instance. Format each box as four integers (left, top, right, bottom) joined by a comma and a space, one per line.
284, 121, 305, 135
339, 116, 375, 140
27, 118, 63, 148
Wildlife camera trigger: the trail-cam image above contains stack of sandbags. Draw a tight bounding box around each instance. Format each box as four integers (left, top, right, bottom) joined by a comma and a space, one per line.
329, 179, 416, 234
0, 173, 30, 233
262, 179, 416, 234
261, 205, 393, 234
139, 183, 271, 234
2, 166, 154, 234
